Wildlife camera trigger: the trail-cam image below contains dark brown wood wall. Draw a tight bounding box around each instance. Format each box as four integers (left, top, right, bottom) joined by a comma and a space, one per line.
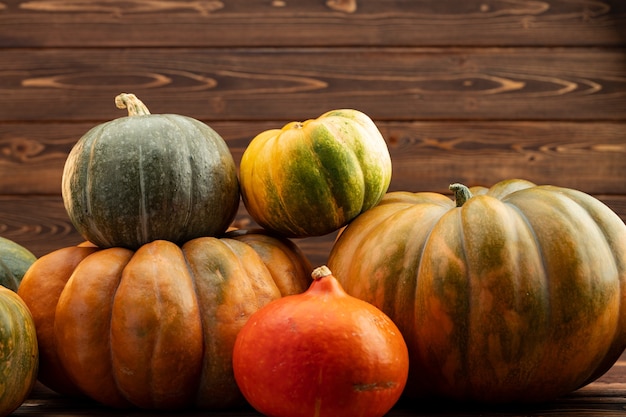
1, 0, 625, 267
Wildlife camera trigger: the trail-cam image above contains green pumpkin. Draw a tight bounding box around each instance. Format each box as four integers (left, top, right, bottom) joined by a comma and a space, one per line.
239, 109, 392, 238
62, 93, 240, 250
0, 237, 37, 292
0, 286, 38, 417
328, 179, 626, 403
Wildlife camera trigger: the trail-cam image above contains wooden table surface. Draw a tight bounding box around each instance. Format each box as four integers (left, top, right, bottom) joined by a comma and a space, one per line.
11, 353, 626, 416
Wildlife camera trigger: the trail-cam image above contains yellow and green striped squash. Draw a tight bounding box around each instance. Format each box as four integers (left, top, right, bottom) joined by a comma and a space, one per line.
239, 109, 392, 238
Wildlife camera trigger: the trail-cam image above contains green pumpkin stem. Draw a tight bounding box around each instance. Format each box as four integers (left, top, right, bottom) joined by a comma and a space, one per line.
115, 93, 151, 116
449, 183, 473, 207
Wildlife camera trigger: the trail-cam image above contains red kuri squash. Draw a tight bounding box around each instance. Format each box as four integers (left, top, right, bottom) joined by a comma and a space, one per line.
233, 265, 409, 417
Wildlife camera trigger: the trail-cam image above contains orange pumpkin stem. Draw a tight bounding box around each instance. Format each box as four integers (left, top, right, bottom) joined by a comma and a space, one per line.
449, 183, 473, 207
312, 265, 332, 280
115, 93, 151, 117
309, 265, 347, 296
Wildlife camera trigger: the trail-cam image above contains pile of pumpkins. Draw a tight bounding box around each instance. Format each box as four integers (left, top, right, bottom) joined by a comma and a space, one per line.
2, 92, 626, 416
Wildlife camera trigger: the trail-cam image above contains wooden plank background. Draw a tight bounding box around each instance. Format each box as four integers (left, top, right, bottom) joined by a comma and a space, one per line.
1, 0, 625, 268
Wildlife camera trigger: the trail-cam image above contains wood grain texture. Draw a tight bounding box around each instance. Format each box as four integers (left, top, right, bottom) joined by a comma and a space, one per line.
11, 356, 626, 415
382, 121, 626, 195
1, 0, 624, 47
2, 48, 625, 122
2, 121, 624, 195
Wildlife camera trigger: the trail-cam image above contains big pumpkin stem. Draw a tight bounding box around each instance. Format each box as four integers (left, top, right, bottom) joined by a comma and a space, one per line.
449, 183, 473, 207
115, 93, 151, 116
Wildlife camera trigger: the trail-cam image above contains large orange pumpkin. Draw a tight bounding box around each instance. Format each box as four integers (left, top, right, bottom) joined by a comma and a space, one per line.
328, 179, 626, 403
17, 233, 311, 410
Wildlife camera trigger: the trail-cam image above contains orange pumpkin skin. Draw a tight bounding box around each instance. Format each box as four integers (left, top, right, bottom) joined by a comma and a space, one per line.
232, 266, 409, 417
17, 236, 311, 410
18, 244, 99, 398
224, 228, 313, 295
328, 179, 626, 403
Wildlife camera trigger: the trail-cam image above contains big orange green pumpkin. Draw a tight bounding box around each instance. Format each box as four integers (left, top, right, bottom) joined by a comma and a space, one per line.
328, 179, 626, 403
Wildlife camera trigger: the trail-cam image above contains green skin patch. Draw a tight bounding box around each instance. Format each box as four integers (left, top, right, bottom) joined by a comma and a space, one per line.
0, 237, 37, 292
